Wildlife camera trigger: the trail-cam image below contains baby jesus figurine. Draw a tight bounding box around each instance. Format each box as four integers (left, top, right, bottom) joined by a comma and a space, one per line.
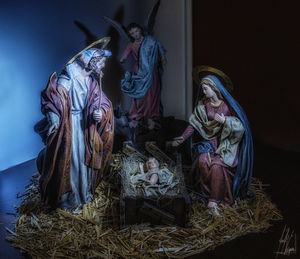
130, 157, 179, 196
138, 157, 160, 185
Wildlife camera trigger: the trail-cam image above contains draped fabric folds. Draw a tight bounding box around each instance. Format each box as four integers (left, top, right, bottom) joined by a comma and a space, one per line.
37, 68, 114, 208
191, 75, 253, 200
121, 35, 165, 99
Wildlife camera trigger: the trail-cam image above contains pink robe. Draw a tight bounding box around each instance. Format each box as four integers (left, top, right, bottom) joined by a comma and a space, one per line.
183, 101, 237, 205
122, 41, 161, 126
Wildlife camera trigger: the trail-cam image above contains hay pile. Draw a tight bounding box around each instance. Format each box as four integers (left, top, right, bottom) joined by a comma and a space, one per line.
6, 154, 282, 258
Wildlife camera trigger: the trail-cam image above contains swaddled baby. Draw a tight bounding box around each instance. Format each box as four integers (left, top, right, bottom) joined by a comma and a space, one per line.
130, 157, 179, 196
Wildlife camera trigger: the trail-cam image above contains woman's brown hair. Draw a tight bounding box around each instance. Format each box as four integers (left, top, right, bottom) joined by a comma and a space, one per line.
200, 78, 223, 100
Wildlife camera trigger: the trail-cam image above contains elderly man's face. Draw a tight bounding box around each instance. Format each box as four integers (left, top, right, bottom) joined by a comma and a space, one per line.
89, 56, 106, 74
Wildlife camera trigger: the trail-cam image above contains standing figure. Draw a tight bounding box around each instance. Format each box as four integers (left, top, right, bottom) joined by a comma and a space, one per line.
35, 44, 114, 209
120, 22, 166, 128
103, 0, 166, 129
172, 74, 253, 214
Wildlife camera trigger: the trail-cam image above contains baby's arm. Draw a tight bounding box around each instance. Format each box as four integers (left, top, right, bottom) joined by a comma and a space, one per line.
139, 162, 145, 174
149, 173, 158, 185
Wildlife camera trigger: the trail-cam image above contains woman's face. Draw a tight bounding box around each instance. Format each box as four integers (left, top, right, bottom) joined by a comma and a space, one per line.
202, 83, 216, 99
128, 27, 143, 41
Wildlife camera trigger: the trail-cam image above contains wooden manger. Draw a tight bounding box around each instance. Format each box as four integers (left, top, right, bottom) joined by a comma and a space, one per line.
120, 142, 190, 227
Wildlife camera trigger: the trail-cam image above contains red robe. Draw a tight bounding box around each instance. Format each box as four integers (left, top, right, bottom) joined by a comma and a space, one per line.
122, 41, 161, 126
39, 72, 114, 207
183, 101, 238, 205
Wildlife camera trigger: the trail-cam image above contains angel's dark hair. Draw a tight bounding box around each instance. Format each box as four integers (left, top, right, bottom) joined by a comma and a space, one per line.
126, 23, 144, 41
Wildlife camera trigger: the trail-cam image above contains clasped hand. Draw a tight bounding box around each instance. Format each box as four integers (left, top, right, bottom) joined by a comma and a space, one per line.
93, 110, 102, 122
214, 113, 226, 124
47, 123, 59, 136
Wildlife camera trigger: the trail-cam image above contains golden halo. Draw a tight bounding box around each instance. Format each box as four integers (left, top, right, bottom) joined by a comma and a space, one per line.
66, 37, 111, 66
192, 65, 234, 92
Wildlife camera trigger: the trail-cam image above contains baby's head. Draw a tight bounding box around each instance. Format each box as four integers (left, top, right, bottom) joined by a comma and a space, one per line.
146, 157, 159, 171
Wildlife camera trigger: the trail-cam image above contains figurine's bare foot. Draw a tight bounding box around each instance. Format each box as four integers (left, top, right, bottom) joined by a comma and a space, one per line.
207, 201, 220, 216
72, 206, 82, 214
64, 205, 82, 214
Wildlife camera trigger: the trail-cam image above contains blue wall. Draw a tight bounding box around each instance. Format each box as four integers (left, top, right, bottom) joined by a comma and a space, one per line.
0, 0, 143, 170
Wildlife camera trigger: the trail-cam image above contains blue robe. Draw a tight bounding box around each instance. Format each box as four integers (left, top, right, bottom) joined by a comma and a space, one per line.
121, 35, 166, 98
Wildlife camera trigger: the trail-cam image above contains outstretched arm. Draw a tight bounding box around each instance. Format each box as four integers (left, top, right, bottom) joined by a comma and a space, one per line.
172, 125, 195, 147
139, 162, 145, 174
120, 43, 132, 63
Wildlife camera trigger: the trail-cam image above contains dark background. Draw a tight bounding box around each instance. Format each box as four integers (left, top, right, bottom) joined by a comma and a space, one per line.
193, 0, 299, 151
192, 1, 300, 257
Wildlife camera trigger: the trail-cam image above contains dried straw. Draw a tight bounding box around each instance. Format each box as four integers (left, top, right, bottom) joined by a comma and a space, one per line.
6, 154, 282, 258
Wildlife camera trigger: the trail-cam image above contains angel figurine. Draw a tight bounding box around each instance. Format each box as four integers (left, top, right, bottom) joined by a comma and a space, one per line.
103, 0, 167, 129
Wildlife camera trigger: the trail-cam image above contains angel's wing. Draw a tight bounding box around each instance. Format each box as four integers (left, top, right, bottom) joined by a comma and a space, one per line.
74, 20, 97, 46
103, 16, 130, 42
144, 0, 161, 35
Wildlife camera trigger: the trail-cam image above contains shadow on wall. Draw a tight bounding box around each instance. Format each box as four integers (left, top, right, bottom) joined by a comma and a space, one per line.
74, 5, 125, 106
103, 5, 125, 105
192, 0, 300, 152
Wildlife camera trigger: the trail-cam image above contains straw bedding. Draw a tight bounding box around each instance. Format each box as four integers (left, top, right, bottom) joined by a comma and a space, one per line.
6, 153, 282, 258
